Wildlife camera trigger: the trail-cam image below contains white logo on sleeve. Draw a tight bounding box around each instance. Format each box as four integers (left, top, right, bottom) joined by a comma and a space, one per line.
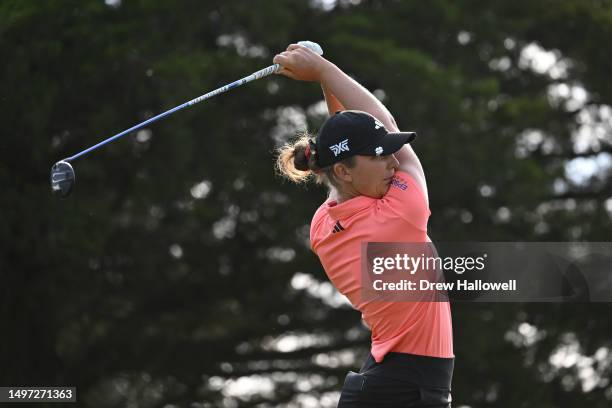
375, 146, 383, 156
374, 120, 384, 130
330, 139, 349, 156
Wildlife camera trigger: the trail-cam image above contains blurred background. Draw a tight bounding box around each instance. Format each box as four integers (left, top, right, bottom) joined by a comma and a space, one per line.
2, 0, 612, 406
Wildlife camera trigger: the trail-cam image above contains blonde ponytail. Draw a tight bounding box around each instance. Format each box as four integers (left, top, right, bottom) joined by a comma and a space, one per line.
275, 133, 323, 184
275, 132, 356, 188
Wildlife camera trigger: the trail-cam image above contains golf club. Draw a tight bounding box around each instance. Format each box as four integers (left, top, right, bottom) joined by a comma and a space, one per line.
50, 41, 324, 198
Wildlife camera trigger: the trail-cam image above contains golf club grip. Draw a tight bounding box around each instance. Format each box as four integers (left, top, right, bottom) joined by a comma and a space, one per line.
186, 64, 279, 106
187, 41, 324, 106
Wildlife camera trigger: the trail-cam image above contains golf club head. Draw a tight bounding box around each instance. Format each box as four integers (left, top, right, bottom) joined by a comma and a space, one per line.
50, 161, 75, 198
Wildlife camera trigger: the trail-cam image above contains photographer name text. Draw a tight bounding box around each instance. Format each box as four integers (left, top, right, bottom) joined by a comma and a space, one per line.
372, 279, 517, 292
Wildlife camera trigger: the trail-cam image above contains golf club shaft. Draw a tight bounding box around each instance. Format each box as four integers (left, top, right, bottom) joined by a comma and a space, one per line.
63, 63, 280, 162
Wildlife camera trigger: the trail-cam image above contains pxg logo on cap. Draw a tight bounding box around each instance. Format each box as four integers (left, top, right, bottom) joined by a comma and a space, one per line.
329, 139, 349, 156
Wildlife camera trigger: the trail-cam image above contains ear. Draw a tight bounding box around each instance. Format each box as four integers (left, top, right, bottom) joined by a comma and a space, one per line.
332, 162, 353, 182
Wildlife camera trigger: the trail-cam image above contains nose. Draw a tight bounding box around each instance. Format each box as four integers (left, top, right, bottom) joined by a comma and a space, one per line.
387, 154, 400, 170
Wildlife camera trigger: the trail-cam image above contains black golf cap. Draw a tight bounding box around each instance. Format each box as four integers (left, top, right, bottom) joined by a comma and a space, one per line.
314, 110, 416, 167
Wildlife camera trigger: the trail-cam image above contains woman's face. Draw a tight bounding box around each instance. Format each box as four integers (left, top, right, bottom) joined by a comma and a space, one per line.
339, 154, 400, 198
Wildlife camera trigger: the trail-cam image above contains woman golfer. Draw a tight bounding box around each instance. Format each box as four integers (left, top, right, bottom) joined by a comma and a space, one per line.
273, 44, 454, 407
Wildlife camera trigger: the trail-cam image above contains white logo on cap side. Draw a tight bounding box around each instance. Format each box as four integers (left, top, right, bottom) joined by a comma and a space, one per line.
374, 120, 384, 130
330, 139, 349, 156
375, 146, 383, 156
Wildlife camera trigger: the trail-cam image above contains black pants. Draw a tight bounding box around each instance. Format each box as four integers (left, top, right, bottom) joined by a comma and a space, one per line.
337, 352, 454, 408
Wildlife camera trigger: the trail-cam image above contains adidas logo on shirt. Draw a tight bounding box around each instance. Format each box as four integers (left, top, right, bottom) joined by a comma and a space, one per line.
332, 221, 345, 234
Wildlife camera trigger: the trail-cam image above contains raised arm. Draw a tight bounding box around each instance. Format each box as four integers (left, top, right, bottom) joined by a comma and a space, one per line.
273, 44, 427, 196
321, 83, 345, 115
317, 62, 398, 132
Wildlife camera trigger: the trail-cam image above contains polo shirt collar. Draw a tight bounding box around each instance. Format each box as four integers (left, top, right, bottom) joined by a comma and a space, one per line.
325, 195, 375, 220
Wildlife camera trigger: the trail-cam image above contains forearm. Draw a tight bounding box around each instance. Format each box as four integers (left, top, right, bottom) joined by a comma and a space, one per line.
319, 62, 398, 132
321, 83, 345, 115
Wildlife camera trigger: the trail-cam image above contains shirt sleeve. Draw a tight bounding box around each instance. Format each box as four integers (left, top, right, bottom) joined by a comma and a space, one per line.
379, 171, 431, 231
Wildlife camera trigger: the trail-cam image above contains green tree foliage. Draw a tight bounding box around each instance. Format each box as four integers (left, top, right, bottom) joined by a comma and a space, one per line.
1, 0, 611, 406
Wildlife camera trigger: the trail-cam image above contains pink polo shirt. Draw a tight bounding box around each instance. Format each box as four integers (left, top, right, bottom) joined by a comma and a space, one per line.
310, 171, 453, 362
